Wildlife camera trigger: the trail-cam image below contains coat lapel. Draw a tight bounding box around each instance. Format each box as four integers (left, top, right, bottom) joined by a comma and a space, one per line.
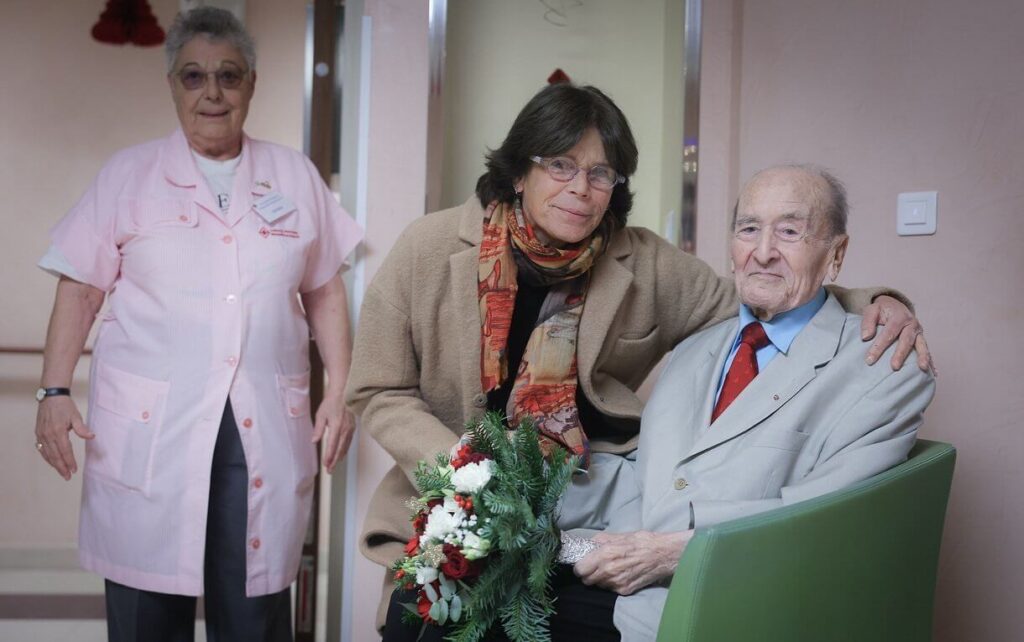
451, 200, 485, 415
224, 135, 254, 228
683, 295, 848, 461
577, 236, 634, 380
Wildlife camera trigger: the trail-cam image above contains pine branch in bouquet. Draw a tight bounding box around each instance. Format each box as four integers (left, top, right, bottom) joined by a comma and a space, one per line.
394, 411, 578, 642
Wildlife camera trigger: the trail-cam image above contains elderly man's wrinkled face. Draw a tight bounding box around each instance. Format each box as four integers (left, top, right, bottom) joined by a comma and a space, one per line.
731, 168, 848, 321
514, 128, 614, 247
169, 37, 255, 160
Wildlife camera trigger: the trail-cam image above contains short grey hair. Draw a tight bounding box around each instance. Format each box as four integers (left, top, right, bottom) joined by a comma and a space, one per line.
165, 7, 256, 72
733, 164, 849, 238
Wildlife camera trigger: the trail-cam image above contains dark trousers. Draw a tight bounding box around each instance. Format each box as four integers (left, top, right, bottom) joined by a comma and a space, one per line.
105, 402, 293, 642
382, 565, 620, 642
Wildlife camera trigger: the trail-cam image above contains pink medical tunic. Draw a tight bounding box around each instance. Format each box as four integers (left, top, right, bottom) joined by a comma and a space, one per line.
43, 129, 363, 597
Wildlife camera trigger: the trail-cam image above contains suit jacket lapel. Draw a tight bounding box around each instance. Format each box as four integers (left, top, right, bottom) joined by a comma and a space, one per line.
683, 295, 848, 461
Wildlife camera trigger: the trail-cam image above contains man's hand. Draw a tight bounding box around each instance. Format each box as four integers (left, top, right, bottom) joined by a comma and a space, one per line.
34, 395, 94, 480
861, 295, 934, 373
312, 389, 355, 474
573, 530, 694, 596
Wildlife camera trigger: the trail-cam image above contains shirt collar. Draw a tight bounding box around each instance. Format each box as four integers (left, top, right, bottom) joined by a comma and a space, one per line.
738, 287, 827, 354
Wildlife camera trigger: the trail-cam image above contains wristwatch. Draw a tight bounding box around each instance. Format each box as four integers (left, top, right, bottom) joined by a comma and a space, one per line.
36, 387, 71, 402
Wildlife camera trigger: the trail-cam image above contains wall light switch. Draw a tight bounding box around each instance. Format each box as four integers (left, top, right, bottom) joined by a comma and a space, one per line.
897, 191, 937, 236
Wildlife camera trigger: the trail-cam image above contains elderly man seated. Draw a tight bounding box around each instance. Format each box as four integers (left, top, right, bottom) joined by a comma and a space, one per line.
563, 164, 936, 641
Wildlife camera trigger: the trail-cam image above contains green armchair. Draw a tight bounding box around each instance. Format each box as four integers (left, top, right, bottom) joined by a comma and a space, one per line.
656, 439, 956, 642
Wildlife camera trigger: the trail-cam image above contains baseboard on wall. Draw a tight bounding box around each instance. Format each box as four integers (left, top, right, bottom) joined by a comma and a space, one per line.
0, 547, 79, 570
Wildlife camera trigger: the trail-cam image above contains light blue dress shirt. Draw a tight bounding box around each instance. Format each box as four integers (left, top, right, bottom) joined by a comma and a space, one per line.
713, 288, 828, 403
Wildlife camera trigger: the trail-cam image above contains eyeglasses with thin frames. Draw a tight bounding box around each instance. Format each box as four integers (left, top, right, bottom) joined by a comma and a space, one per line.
530, 156, 625, 190
173, 66, 250, 91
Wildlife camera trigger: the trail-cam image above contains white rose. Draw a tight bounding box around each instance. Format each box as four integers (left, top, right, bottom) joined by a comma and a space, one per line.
451, 460, 495, 495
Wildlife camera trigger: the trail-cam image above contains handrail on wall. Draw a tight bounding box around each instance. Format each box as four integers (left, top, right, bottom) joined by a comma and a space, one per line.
0, 347, 92, 355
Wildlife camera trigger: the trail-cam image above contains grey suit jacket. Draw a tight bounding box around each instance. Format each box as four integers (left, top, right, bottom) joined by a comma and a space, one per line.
559, 294, 936, 641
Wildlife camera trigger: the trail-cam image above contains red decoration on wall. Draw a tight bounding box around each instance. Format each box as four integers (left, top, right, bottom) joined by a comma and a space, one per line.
91, 0, 165, 47
547, 68, 571, 85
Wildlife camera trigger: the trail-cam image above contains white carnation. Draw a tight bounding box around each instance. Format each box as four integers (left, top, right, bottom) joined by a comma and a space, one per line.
422, 503, 465, 544
451, 460, 495, 494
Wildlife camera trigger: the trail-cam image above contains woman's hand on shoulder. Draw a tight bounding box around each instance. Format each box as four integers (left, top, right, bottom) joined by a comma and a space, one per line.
861, 295, 935, 374
573, 529, 694, 596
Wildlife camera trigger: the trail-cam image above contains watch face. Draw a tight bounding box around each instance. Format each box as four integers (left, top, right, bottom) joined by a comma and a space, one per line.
35, 388, 46, 402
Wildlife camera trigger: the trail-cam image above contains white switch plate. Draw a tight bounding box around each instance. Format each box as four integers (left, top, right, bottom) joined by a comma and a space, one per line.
897, 191, 937, 236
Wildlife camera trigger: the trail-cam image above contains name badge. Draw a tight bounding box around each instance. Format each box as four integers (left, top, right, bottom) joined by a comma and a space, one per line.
253, 192, 296, 223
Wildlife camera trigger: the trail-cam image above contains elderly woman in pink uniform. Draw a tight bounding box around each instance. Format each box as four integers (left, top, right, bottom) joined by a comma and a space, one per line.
32, 8, 361, 641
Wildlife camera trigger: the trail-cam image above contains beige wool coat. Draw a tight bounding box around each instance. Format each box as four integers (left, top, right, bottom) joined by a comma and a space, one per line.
345, 197, 883, 628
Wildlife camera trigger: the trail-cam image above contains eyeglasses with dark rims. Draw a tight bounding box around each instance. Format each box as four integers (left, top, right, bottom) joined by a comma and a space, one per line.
173, 65, 250, 91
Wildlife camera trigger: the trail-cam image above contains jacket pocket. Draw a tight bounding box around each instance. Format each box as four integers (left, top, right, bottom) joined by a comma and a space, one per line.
277, 371, 317, 491
601, 325, 662, 385
87, 361, 170, 493
128, 198, 198, 229
749, 428, 809, 452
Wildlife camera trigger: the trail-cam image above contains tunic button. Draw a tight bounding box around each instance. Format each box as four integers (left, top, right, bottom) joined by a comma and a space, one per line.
242, 418, 253, 428
141, 410, 150, 421
253, 478, 263, 489
225, 294, 237, 304
222, 235, 233, 244
674, 478, 688, 491
178, 214, 189, 222
289, 407, 300, 416
772, 394, 780, 401
251, 538, 261, 550
472, 393, 487, 408
226, 356, 238, 367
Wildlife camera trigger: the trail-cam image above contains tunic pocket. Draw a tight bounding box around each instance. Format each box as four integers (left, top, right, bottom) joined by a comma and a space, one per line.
276, 371, 317, 492
87, 361, 170, 493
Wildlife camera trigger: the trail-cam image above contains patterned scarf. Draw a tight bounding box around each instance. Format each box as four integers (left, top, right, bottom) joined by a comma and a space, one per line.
478, 200, 608, 465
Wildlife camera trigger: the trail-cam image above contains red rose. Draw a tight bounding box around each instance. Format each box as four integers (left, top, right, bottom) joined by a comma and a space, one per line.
417, 592, 434, 623
404, 535, 419, 557
440, 544, 480, 580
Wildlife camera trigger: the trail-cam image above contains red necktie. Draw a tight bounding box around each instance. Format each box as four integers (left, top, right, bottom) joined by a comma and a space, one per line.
711, 322, 771, 423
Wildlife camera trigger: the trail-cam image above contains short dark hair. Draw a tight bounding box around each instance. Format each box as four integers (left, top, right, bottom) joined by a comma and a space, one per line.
732, 164, 849, 238
475, 84, 639, 230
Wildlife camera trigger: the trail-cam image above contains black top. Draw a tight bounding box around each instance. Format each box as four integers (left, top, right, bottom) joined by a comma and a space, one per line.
485, 281, 636, 443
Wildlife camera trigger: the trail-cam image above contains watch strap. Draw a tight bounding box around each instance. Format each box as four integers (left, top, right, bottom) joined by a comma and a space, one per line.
37, 387, 71, 401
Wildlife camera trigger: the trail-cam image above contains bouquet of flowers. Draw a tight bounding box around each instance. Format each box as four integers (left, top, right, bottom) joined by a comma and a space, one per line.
392, 411, 578, 642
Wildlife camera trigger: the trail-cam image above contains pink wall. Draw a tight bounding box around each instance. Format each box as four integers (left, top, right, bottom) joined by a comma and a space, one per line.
701, 0, 1024, 639
347, 2, 430, 640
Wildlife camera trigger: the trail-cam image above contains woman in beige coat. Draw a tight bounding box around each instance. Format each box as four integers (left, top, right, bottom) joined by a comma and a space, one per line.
346, 84, 927, 641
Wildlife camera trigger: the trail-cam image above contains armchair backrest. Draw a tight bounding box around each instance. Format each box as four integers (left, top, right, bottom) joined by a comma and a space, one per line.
656, 439, 956, 642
